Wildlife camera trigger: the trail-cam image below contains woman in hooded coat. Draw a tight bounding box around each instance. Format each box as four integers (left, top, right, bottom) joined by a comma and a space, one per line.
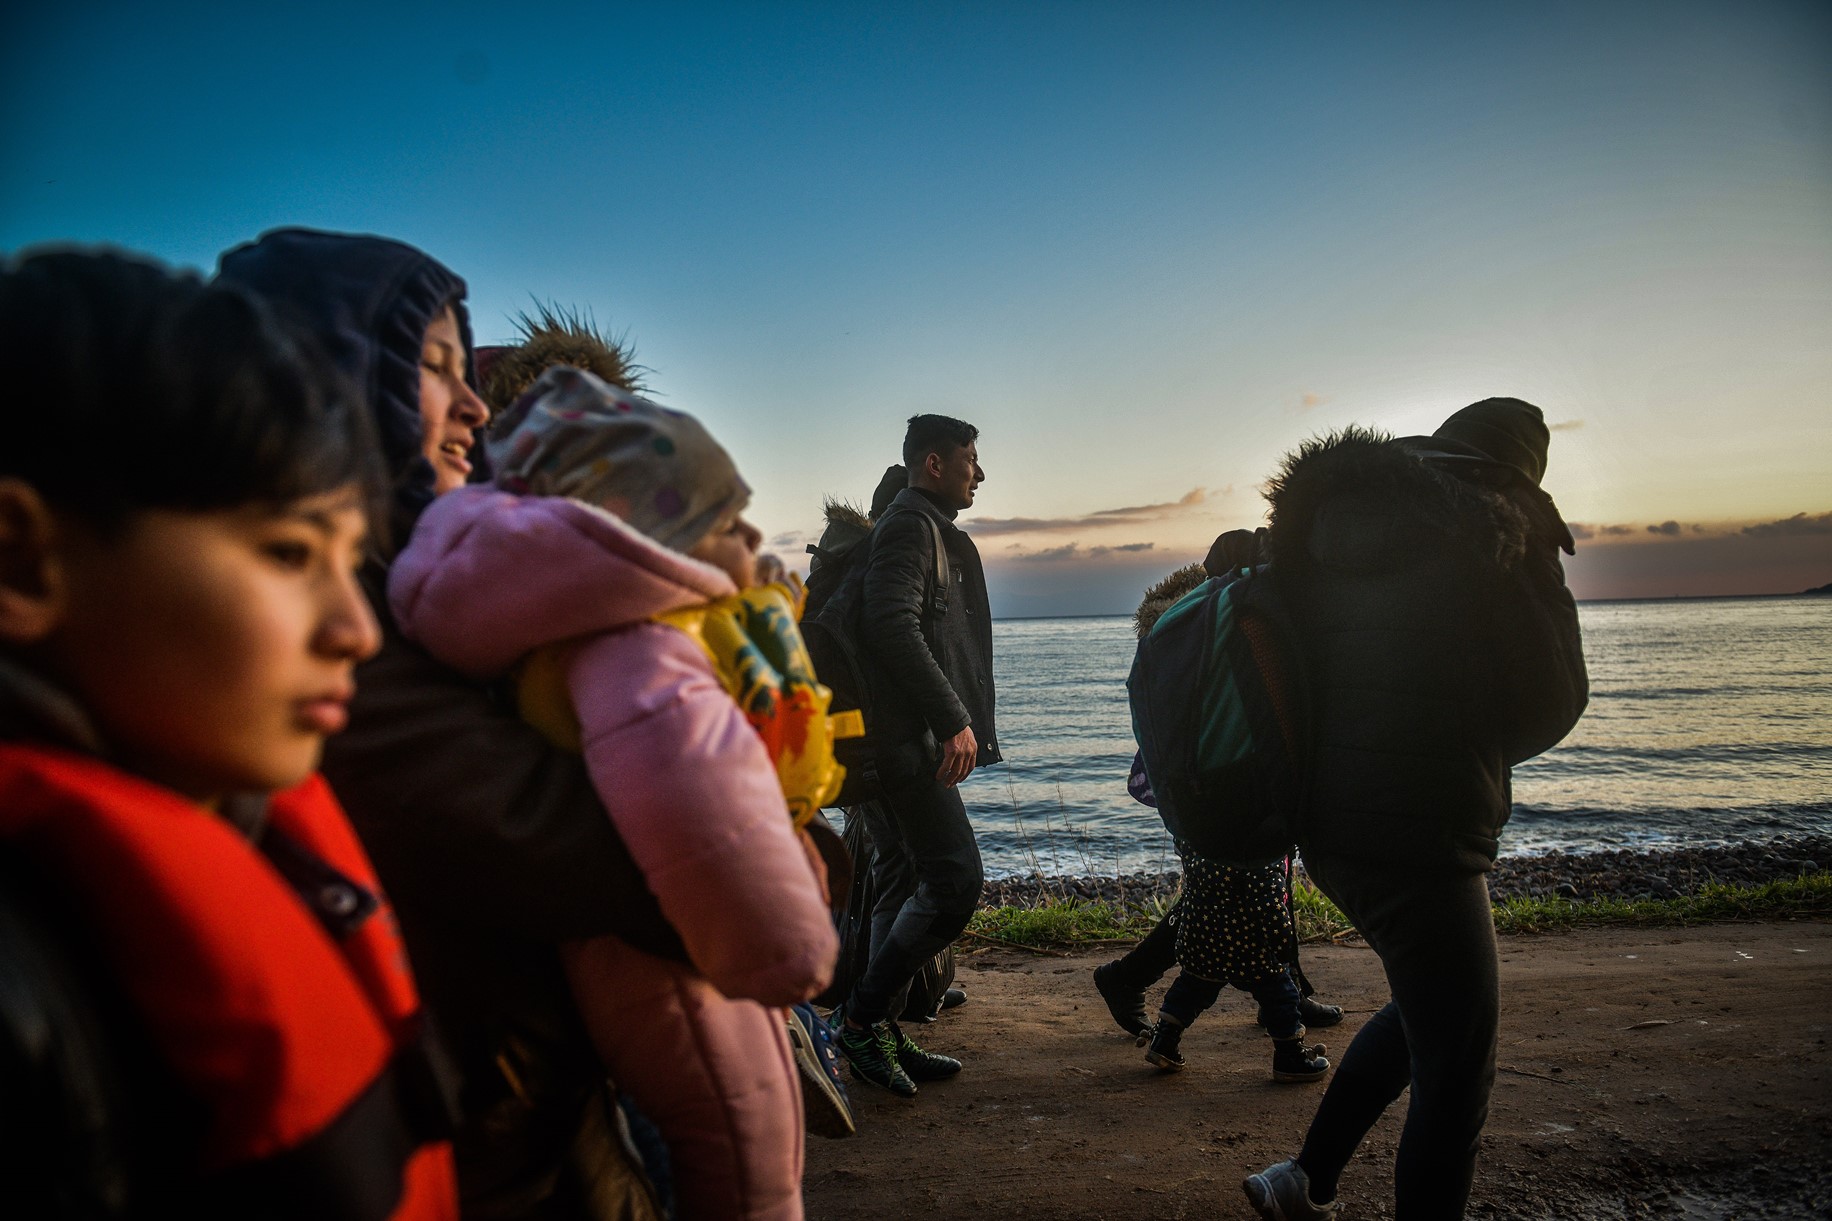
217, 229, 678, 1220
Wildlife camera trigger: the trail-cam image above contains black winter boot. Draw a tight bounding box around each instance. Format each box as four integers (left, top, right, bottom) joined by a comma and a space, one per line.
1144, 1017, 1187, 1072
1093, 961, 1151, 1041
1271, 1035, 1330, 1083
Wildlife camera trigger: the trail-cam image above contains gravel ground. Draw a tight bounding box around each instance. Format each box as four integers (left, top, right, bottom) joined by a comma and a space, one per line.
978, 835, 1831, 910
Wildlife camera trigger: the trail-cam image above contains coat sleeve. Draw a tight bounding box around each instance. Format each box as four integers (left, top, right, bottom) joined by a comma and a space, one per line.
566, 624, 838, 1006
320, 597, 687, 958
860, 512, 972, 741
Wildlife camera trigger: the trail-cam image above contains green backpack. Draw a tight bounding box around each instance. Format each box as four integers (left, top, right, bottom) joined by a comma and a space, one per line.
1126, 565, 1310, 866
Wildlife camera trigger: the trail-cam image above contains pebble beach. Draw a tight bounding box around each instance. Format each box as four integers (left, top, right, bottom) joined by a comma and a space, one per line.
977, 834, 1831, 910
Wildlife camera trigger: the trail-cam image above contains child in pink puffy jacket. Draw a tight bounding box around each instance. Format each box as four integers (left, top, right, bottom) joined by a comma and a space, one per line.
388, 366, 838, 1221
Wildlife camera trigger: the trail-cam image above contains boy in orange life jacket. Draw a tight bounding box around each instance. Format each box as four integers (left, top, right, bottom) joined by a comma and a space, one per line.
0, 249, 460, 1220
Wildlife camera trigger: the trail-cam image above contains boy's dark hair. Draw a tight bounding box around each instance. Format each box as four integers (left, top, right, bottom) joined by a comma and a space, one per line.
0, 249, 384, 537
902, 414, 978, 472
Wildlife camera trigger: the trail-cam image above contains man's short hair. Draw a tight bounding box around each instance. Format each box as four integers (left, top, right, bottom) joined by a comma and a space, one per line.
902, 414, 978, 471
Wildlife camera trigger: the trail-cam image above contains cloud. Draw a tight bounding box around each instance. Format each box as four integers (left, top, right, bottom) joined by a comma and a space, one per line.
1548, 419, 1584, 432
966, 488, 1208, 537
1567, 510, 1832, 547
1742, 511, 1832, 538
1008, 541, 1157, 563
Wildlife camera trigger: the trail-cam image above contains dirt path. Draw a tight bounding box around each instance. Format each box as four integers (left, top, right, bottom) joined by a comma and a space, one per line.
804, 921, 1832, 1219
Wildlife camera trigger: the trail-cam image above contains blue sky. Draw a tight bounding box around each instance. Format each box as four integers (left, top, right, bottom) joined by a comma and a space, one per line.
5, 0, 1828, 612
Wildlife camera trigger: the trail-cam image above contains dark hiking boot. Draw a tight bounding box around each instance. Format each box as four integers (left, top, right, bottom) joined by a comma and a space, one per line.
890, 1022, 962, 1080
1257, 996, 1344, 1031
1243, 1159, 1341, 1219
1144, 1018, 1187, 1072
1093, 960, 1151, 1041
1271, 1036, 1330, 1083
835, 1018, 917, 1098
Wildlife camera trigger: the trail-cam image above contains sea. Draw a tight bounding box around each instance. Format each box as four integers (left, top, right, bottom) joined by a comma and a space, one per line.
954, 596, 1832, 878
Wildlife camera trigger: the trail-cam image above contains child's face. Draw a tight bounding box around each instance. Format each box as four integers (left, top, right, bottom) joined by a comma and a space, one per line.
688, 515, 763, 589
0, 485, 380, 804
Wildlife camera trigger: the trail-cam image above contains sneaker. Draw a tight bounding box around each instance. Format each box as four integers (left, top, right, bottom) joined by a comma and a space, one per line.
1144, 1019, 1186, 1072
889, 1022, 962, 1080
1271, 1036, 1330, 1084
1243, 1159, 1340, 1219
834, 1017, 918, 1098
787, 1004, 855, 1138
1093, 961, 1152, 1040
1257, 996, 1344, 1031
940, 985, 967, 1011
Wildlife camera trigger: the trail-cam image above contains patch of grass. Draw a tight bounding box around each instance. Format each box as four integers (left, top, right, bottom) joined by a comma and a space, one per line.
1291, 878, 1353, 942
1489, 872, 1832, 934
967, 898, 1150, 947
963, 874, 1832, 949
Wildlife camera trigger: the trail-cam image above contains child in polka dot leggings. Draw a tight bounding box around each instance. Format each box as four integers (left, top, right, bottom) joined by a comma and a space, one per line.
1143, 851, 1330, 1081
1104, 546, 1332, 1083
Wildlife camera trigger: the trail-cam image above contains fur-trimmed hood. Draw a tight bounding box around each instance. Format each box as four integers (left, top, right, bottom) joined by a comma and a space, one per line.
476, 303, 646, 412
1133, 564, 1207, 639
821, 497, 872, 534
1265, 426, 1568, 576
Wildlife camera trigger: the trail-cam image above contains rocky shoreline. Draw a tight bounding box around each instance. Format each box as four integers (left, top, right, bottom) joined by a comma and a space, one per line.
977, 835, 1831, 909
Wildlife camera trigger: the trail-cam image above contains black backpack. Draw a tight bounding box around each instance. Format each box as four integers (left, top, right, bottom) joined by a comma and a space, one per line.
1126, 565, 1311, 866
802, 503, 949, 808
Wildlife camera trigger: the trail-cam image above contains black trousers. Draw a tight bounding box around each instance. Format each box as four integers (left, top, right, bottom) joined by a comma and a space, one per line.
1297, 854, 1499, 1220
844, 739, 984, 1027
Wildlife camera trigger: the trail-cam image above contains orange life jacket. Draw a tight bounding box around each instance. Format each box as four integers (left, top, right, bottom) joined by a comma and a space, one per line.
0, 742, 459, 1220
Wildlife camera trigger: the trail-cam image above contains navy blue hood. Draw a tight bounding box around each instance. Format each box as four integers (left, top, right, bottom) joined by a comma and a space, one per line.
215, 228, 478, 543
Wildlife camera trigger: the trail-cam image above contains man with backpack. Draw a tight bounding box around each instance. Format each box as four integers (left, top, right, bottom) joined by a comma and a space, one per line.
827, 414, 999, 1098
1243, 399, 1588, 1220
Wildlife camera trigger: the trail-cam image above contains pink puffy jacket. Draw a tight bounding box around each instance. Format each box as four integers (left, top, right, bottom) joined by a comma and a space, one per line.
388, 486, 837, 1005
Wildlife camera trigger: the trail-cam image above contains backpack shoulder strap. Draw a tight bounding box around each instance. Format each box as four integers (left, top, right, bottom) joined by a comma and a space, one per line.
875, 503, 952, 618
921, 514, 950, 593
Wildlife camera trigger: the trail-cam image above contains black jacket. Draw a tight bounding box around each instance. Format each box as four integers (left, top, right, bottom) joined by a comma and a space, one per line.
860, 488, 1001, 766
219, 230, 680, 1217
1266, 428, 1588, 873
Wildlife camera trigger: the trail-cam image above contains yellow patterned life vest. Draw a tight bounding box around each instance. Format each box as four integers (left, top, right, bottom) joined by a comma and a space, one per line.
515, 578, 863, 829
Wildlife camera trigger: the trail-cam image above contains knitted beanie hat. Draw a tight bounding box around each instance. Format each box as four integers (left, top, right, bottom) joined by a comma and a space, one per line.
486, 365, 750, 554
1432, 397, 1551, 487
